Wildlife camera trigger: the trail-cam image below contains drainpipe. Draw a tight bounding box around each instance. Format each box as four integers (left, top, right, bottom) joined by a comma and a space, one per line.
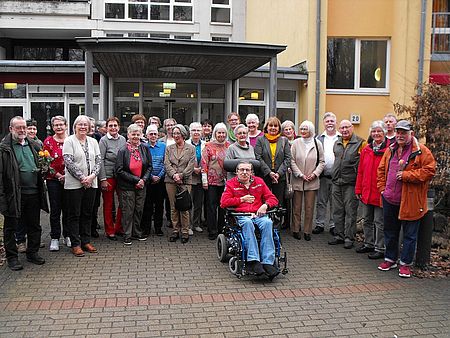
315, 0, 321, 127
417, 0, 427, 95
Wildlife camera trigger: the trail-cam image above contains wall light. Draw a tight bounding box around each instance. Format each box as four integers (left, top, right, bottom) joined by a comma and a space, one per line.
250, 92, 259, 100
4, 83, 17, 90
133, 92, 140, 97
163, 88, 171, 94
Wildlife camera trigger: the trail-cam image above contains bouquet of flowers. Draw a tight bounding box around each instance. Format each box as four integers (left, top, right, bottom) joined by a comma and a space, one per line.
37, 149, 55, 175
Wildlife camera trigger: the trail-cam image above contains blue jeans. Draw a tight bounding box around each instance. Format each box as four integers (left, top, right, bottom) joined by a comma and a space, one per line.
382, 196, 420, 265
237, 215, 275, 265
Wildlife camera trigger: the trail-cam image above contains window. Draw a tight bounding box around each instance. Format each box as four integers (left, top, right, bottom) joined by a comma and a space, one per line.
211, 0, 231, 23
105, 0, 192, 22
327, 38, 389, 92
0, 84, 26, 99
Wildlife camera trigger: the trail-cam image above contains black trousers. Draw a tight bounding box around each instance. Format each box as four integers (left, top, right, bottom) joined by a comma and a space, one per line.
47, 179, 68, 239
4, 193, 41, 260
207, 185, 225, 236
64, 187, 96, 248
141, 180, 165, 235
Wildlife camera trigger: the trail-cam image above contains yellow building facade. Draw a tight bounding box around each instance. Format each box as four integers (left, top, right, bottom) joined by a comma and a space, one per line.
246, 0, 432, 136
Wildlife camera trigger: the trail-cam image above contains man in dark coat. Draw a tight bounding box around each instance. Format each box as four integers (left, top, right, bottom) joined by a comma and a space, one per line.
0, 116, 49, 271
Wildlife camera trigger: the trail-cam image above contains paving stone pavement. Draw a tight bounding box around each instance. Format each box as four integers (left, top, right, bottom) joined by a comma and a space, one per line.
0, 213, 449, 337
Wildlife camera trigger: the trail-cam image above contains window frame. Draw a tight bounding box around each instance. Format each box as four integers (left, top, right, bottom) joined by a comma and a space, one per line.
104, 0, 193, 23
210, 0, 232, 25
326, 38, 391, 95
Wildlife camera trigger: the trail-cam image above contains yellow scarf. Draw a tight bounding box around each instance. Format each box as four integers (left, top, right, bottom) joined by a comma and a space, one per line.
265, 133, 281, 169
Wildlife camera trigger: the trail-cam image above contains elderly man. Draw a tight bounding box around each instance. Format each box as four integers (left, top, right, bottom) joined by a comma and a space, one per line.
313, 112, 340, 235
328, 120, 366, 249
383, 113, 397, 142
0, 116, 48, 270
377, 120, 435, 278
220, 161, 279, 277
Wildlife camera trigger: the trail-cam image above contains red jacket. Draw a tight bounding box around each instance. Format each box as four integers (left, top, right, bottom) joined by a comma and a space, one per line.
377, 138, 435, 221
220, 176, 279, 213
355, 142, 387, 207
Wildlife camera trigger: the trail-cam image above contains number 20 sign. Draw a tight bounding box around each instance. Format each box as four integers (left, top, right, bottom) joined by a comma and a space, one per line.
350, 114, 361, 124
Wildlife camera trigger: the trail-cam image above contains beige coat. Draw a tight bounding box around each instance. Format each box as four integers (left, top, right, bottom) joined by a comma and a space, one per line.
164, 142, 196, 184
290, 138, 325, 191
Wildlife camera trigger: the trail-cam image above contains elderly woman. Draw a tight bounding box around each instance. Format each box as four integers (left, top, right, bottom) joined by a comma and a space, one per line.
226, 112, 240, 143
160, 118, 177, 146
115, 124, 153, 245
187, 122, 206, 234
281, 120, 297, 145
290, 120, 325, 240
99, 117, 126, 241
225, 124, 255, 180
355, 120, 388, 259
63, 115, 101, 257
201, 123, 230, 240
254, 116, 291, 207
164, 124, 195, 243
44, 116, 69, 251
246, 113, 264, 147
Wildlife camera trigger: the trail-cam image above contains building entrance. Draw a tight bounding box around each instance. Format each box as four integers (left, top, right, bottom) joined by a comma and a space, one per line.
143, 99, 197, 126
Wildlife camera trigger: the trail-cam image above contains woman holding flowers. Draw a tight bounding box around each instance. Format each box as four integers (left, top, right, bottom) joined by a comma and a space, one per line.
43, 116, 70, 252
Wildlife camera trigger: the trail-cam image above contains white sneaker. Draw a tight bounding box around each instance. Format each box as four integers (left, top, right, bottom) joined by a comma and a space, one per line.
63, 237, 71, 247
49, 239, 60, 251
194, 226, 203, 233
188, 229, 194, 236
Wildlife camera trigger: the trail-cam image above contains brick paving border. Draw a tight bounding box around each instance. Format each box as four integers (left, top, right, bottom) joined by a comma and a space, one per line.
0, 281, 408, 312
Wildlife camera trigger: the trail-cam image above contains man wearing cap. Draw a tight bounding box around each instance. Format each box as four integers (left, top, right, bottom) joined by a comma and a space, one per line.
328, 120, 366, 249
377, 120, 435, 278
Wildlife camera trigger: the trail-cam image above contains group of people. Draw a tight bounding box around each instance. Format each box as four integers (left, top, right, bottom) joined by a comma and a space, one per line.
0, 111, 435, 279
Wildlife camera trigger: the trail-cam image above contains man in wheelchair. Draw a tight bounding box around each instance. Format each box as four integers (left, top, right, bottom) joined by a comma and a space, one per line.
220, 161, 280, 278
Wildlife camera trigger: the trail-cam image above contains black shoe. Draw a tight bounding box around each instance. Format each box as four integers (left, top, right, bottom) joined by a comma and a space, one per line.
246, 260, 265, 276
106, 235, 118, 241
329, 227, 336, 236
123, 238, 132, 245
155, 229, 164, 237
293, 232, 301, 240
344, 241, 354, 249
368, 251, 384, 260
208, 233, 217, 240
263, 264, 280, 278
26, 253, 45, 265
328, 237, 344, 245
304, 233, 311, 241
169, 233, 179, 242
312, 226, 324, 234
7, 258, 23, 271
356, 245, 374, 253
181, 237, 189, 244
91, 230, 99, 238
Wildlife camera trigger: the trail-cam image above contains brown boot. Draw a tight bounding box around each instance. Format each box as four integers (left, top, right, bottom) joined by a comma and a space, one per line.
71, 246, 85, 257
82, 243, 98, 253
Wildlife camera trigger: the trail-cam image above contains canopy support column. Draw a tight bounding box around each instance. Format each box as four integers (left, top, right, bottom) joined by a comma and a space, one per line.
269, 56, 277, 117
85, 51, 93, 117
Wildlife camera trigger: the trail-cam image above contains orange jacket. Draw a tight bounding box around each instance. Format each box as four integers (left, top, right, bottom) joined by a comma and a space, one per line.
377, 138, 436, 221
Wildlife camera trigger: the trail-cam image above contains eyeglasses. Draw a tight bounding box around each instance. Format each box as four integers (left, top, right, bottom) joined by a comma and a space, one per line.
237, 168, 252, 172
172, 132, 181, 136
236, 131, 247, 135
147, 132, 158, 135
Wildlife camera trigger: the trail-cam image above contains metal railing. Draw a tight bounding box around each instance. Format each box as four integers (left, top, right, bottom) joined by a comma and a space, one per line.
432, 12, 450, 54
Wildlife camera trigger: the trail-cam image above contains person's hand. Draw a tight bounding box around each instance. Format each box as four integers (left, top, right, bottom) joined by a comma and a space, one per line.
256, 203, 268, 217
57, 174, 65, 185
396, 171, 403, 181
304, 173, 316, 182
356, 194, 362, 200
81, 174, 95, 188
135, 179, 145, 189
202, 183, 208, 190
151, 175, 160, 184
173, 173, 183, 184
269, 172, 279, 184
101, 180, 111, 191
240, 194, 255, 204
194, 167, 201, 175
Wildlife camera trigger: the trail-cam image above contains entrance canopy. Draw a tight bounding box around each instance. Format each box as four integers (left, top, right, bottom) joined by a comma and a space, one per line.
76, 37, 286, 117
76, 37, 286, 80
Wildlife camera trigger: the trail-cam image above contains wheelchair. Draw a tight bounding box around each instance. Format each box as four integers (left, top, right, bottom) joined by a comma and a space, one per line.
216, 207, 289, 280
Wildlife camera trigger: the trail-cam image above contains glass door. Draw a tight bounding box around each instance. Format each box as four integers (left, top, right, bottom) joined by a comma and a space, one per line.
0, 106, 24, 140
144, 100, 197, 126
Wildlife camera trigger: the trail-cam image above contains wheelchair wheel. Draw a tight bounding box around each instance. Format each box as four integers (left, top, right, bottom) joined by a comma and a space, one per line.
229, 256, 239, 275
216, 234, 228, 262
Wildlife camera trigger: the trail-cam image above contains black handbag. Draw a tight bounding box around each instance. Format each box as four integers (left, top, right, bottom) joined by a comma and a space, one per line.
175, 185, 192, 211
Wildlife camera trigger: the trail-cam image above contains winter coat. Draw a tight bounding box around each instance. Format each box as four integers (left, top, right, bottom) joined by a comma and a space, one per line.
164, 142, 196, 185
254, 135, 291, 181
0, 134, 49, 217
115, 143, 153, 191
377, 138, 436, 221
332, 133, 365, 185
290, 138, 325, 191
355, 141, 387, 207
